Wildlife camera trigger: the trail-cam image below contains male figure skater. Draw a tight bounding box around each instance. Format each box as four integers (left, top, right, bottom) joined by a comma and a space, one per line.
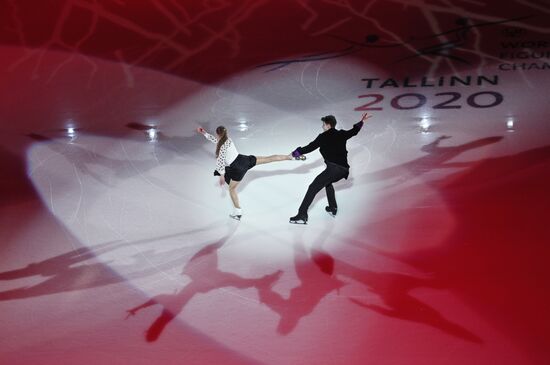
289, 112, 370, 224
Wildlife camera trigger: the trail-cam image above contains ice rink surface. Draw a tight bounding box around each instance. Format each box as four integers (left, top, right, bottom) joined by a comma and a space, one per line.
1, 1, 549, 364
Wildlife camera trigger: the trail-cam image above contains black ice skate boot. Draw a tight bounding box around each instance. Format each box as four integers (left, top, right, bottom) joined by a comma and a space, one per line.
325, 206, 337, 217
289, 213, 308, 224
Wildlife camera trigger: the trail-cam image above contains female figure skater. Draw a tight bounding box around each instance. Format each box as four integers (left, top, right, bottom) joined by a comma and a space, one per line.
197, 125, 305, 220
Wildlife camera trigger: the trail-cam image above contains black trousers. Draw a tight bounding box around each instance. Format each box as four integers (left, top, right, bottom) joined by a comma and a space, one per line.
298, 162, 349, 215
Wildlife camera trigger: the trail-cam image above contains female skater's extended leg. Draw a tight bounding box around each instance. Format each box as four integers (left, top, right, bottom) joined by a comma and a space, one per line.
255, 155, 292, 165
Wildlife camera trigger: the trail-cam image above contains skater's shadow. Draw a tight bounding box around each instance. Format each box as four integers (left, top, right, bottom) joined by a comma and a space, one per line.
317, 135, 503, 199
125, 122, 206, 159
258, 242, 345, 334
260, 223, 446, 337
356, 135, 503, 188
126, 229, 283, 342
335, 145, 550, 349
27, 133, 166, 187
0, 224, 219, 302
309, 230, 482, 343
334, 256, 483, 343
258, 224, 345, 335
0, 239, 127, 301
27, 124, 213, 189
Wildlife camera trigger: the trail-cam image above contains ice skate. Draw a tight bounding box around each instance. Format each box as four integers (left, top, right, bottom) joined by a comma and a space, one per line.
229, 214, 242, 221
325, 206, 337, 217
230, 208, 242, 221
289, 213, 308, 224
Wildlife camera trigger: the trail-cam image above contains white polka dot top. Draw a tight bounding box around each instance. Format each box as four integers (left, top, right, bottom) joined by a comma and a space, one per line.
203, 132, 238, 175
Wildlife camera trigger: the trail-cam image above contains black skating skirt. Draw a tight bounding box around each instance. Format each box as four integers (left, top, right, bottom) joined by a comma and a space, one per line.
224, 154, 257, 184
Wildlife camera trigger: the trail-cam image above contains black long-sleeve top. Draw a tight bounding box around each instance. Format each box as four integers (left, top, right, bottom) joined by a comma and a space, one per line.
296, 121, 364, 168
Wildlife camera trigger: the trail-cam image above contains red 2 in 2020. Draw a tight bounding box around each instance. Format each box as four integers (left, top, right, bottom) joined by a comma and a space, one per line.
355, 91, 504, 110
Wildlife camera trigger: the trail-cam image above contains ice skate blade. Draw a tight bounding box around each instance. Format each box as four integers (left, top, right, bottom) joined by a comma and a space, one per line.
289, 220, 307, 225
229, 214, 242, 221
